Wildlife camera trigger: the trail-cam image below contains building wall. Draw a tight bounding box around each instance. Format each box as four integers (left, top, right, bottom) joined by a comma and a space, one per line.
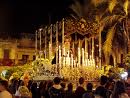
0, 38, 36, 66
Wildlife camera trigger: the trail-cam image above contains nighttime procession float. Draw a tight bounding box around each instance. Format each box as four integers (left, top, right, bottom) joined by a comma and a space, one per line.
0, 0, 129, 81
32, 0, 130, 81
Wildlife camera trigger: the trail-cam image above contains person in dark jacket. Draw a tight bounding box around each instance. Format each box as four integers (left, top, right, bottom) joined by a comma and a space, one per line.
31, 82, 38, 98
49, 77, 63, 98
75, 77, 86, 98
9, 79, 18, 94
64, 83, 74, 98
44, 81, 53, 98
82, 83, 94, 98
95, 75, 108, 98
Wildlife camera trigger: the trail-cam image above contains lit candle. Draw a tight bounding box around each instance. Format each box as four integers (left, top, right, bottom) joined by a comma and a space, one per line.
39, 29, 42, 64
99, 30, 102, 69
68, 57, 70, 66
85, 38, 88, 63
39, 29, 42, 51
82, 48, 84, 66
63, 47, 65, 67
74, 60, 76, 68
89, 59, 91, 66
78, 40, 81, 66
62, 18, 65, 67
49, 25, 52, 60
92, 37, 94, 59
45, 27, 47, 59
59, 46, 61, 76
75, 58, 77, 67
59, 46, 61, 66
93, 59, 95, 66
71, 54, 73, 68
67, 51, 70, 66
62, 18, 64, 47
35, 30, 38, 53
78, 47, 80, 66
49, 42, 51, 60
56, 22, 58, 67
35, 30, 38, 60
85, 59, 88, 66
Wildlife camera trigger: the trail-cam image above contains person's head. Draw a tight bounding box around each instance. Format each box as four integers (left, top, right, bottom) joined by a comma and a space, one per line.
87, 83, 93, 91
53, 77, 61, 85
67, 83, 73, 91
100, 75, 108, 85
79, 77, 84, 85
0, 80, 9, 91
112, 81, 126, 98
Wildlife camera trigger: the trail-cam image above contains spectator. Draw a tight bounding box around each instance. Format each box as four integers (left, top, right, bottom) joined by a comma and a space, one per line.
0, 80, 12, 98
45, 81, 53, 98
75, 77, 86, 98
27, 80, 33, 92
126, 73, 130, 97
31, 82, 38, 98
49, 77, 63, 98
110, 81, 129, 98
60, 82, 66, 97
105, 80, 115, 98
82, 83, 94, 98
95, 75, 108, 98
60, 82, 66, 91
9, 79, 18, 94
38, 81, 47, 98
15, 80, 31, 98
64, 83, 74, 98
15, 80, 24, 96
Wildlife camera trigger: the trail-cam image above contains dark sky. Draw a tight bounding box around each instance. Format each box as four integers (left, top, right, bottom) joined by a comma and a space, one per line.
0, 0, 73, 34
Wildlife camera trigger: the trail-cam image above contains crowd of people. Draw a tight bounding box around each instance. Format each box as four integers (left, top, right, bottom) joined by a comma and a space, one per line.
0, 74, 130, 98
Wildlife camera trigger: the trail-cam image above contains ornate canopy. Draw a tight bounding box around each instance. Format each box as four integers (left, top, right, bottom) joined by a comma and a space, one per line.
58, 17, 100, 37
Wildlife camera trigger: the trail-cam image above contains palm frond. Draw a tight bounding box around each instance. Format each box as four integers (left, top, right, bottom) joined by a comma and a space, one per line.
103, 26, 116, 56
91, 0, 106, 6
69, 1, 83, 18
100, 15, 125, 27
108, 0, 117, 13
123, 0, 129, 15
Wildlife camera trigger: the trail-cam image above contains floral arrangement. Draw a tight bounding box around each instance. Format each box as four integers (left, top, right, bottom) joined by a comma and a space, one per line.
61, 65, 104, 81
9, 72, 19, 80
32, 58, 54, 76
0, 63, 34, 80
124, 52, 130, 68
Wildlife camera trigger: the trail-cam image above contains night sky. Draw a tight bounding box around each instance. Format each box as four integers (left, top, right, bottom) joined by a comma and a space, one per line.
0, 0, 74, 34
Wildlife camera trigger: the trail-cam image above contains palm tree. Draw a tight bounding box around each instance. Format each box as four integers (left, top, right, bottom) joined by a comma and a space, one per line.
97, 0, 129, 65
68, 0, 129, 66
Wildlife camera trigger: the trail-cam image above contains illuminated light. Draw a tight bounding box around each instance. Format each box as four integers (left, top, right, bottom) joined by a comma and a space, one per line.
121, 72, 128, 80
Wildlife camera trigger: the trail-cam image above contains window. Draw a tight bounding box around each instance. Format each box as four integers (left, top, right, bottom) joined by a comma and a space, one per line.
22, 55, 29, 60
4, 49, 10, 59
33, 55, 36, 60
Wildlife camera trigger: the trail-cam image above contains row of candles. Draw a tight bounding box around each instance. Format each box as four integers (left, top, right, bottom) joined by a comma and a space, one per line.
58, 46, 96, 69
